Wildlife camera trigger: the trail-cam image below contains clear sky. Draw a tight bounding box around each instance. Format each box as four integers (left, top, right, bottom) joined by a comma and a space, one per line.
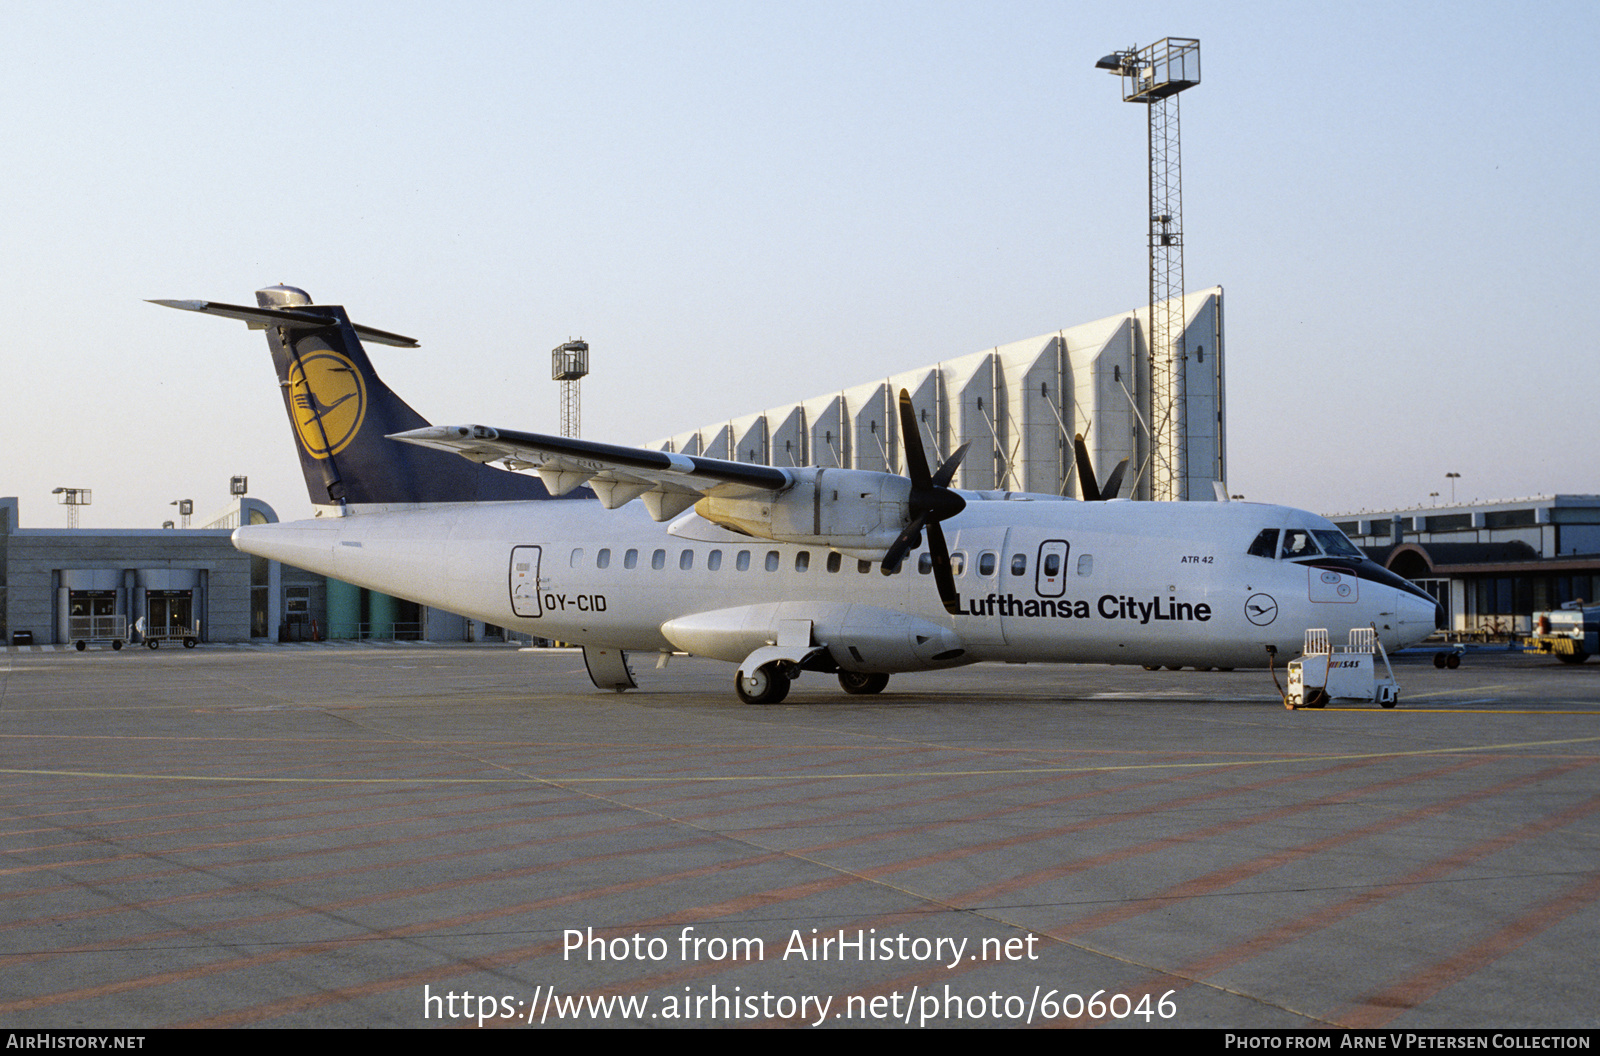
3, 1, 1596, 528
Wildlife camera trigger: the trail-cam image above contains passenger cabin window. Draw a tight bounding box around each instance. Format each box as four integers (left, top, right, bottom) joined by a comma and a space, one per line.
765, 551, 780, 572
736, 550, 751, 571
570, 548, 584, 567
795, 551, 810, 572
1077, 554, 1093, 576
978, 552, 997, 576
707, 550, 722, 571
951, 551, 967, 576
826, 552, 841, 573
1011, 553, 1027, 576
624, 548, 638, 569
858, 559, 872, 573
596, 548, 610, 569
679, 550, 694, 570
1247, 529, 1279, 559
918, 552, 933, 575
651, 549, 667, 570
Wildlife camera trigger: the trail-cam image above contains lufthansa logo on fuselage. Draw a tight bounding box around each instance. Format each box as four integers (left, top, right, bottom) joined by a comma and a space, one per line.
286, 350, 366, 459
1245, 593, 1279, 626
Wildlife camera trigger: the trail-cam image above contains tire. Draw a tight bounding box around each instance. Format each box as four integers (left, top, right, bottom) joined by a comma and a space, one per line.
183, 638, 197, 649
1301, 688, 1329, 709
147, 639, 159, 651
1433, 652, 1448, 668
1558, 651, 1589, 665
1445, 652, 1460, 669
112, 640, 122, 651
735, 663, 791, 705
839, 671, 890, 695
75, 640, 86, 652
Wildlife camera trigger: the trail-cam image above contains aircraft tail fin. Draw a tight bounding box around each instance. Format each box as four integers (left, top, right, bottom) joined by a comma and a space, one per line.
155, 286, 566, 510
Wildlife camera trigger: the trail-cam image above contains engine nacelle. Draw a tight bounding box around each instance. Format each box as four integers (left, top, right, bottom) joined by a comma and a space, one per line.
694, 468, 910, 554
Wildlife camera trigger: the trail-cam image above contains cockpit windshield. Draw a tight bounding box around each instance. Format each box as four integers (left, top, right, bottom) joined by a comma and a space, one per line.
1312, 529, 1364, 559
1248, 526, 1367, 561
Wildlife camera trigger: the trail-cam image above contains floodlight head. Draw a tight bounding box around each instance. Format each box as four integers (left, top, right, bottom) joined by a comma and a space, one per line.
1095, 53, 1123, 70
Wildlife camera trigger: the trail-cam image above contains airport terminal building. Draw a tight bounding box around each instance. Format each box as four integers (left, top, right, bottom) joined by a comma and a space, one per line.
0, 497, 507, 648
1329, 495, 1600, 636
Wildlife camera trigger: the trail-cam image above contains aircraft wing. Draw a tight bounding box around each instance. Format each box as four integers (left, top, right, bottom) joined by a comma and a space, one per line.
390, 425, 795, 521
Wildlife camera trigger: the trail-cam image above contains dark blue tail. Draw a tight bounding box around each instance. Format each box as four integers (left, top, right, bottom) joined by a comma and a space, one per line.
249, 285, 565, 508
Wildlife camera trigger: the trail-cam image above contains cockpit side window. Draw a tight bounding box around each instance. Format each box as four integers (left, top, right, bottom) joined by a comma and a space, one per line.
1281, 529, 1321, 559
1247, 529, 1279, 559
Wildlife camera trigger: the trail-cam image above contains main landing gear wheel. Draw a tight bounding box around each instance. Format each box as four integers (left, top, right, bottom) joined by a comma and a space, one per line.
736, 663, 791, 705
838, 671, 890, 695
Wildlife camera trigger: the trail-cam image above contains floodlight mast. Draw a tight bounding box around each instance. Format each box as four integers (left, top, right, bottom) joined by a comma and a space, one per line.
1097, 38, 1200, 501
52, 487, 91, 529
551, 339, 590, 439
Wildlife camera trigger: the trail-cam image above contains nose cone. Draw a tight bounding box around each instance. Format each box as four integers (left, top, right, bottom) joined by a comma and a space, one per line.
1393, 588, 1443, 648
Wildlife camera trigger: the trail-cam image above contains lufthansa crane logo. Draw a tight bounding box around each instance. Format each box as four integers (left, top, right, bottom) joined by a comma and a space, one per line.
1245, 593, 1279, 627
285, 351, 366, 459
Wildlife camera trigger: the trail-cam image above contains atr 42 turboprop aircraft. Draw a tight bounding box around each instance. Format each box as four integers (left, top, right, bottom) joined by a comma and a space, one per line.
154, 286, 1441, 703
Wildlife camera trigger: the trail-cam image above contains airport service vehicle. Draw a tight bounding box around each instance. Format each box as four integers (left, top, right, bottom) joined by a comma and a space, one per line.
1285, 628, 1400, 708
1525, 603, 1599, 664
153, 287, 1442, 703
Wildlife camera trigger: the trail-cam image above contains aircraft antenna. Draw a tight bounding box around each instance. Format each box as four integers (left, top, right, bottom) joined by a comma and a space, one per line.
552, 339, 590, 438
1096, 38, 1200, 501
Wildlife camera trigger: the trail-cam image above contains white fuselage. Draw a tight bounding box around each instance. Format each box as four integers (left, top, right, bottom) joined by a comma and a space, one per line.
234, 495, 1440, 673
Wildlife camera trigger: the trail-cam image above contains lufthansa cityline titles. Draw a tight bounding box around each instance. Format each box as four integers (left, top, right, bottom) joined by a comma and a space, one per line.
958, 593, 1213, 623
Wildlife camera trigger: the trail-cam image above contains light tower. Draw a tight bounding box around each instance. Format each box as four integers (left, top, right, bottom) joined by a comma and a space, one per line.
51, 487, 91, 529
1097, 37, 1200, 501
552, 339, 590, 438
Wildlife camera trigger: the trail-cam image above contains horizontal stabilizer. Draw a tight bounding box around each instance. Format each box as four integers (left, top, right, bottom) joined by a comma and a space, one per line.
148, 299, 419, 348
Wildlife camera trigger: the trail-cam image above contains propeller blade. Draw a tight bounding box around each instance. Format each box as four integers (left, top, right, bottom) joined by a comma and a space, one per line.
1073, 433, 1101, 501
896, 390, 932, 489
881, 513, 928, 573
1100, 458, 1129, 500
930, 442, 970, 490
925, 519, 962, 615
